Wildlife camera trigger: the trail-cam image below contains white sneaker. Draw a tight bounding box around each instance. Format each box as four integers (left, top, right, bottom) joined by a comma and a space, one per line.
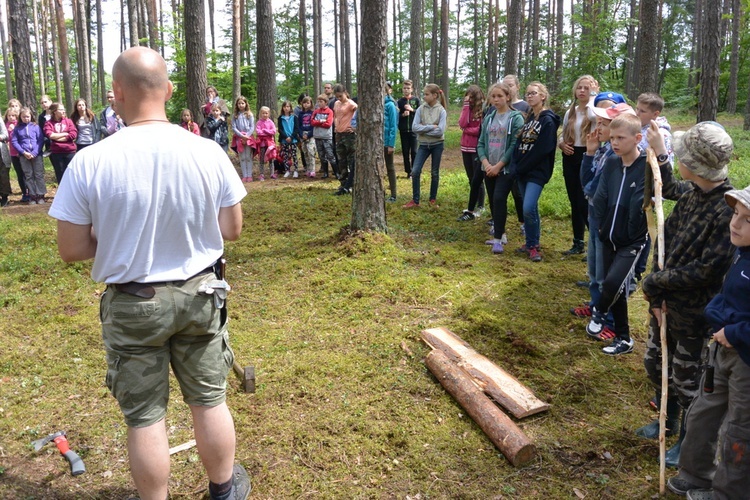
284, 171, 291, 178
500, 233, 508, 244
293, 171, 299, 178
602, 337, 634, 355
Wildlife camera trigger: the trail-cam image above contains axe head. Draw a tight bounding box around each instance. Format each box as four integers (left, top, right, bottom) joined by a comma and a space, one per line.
32, 431, 66, 452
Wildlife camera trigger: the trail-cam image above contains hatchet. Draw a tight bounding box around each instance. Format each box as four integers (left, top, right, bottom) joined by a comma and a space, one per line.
32, 431, 86, 476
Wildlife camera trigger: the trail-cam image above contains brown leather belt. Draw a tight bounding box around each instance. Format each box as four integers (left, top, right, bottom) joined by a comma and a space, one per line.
113, 264, 216, 299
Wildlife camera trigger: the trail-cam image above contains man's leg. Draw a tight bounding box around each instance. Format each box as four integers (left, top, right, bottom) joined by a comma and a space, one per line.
190, 402, 236, 485
128, 419, 170, 500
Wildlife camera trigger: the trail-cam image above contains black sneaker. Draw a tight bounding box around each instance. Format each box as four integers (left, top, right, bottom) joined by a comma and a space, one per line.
0, 196, 8, 207
386, 196, 397, 203
667, 475, 703, 496
457, 210, 476, 221
209, 464, 252, 500
563, 240, 585, 255
602, 337, 634, 355
333, 187, 350, 196
686, 489, 714, 500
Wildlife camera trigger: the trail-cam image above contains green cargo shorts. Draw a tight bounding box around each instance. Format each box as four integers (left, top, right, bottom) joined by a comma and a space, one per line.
100, 271, 234, 428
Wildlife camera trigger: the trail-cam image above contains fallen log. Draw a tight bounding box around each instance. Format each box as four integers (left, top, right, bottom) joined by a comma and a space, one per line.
425, 349, 536, 467
422, 327, 549, 418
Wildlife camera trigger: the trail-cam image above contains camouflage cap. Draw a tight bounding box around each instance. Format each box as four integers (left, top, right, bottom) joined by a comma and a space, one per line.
673, 121, 733, 182
725, 185, 750, 211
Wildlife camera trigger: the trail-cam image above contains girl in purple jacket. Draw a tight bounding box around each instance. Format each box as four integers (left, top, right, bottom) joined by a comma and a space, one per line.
10, 107, 46, 204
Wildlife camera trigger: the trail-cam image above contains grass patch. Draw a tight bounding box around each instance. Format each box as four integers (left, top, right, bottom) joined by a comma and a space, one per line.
0, 117, 747, 498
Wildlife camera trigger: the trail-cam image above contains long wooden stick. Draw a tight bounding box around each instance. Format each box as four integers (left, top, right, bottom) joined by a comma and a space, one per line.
646, 149, 667, 495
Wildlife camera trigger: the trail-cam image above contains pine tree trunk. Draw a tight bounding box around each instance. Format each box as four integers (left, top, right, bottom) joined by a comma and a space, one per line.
313, 0, 322, 96
73, 0, 92, 106
208, 0, 215, 55
32, 0, 46, 97
334, 0, 339, 82
138, 0, 148, 41
232, 0, 241, 102
472, 1, 478, 83
623, 0, 636, 98
409, 0, 422, 92
48, 0, 62, 101
9, 0, 37, 111
635, 0, 659, 94
698, 0, 720, 122
725, 0, 740, 113
505, 0, 521, 76
351, 0, 386, 232
54, 0, 73, 110
184, 0, 208, 126
1, 3, 15, 99
127, 0, 139, 45
300, 0, 309, 87
438, 0, 448, 95
96, 0, 106, 103
486, 1, 494, 86
554, 0, 563, 92
339, 0, 351, 91
429, 0, 437, 82
147, 0, 158, 49
452, 0, 460, 82
353, 0, 359, 77
256, 0, 277, 116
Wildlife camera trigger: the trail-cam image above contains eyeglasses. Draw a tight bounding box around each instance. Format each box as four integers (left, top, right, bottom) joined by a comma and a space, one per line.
525, 91, 539, 97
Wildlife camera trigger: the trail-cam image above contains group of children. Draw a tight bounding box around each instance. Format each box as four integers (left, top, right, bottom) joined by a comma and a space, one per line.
1, 95, 110, 206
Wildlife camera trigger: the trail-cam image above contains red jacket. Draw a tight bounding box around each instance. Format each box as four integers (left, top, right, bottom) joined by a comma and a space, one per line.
44, 118, 78, 154
458, 102, 482, 153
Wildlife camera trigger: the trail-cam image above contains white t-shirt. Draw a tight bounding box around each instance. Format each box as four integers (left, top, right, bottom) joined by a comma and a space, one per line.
49, 123, 246, 284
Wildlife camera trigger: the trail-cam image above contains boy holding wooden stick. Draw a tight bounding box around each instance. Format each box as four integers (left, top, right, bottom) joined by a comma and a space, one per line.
638, 121, 735, 468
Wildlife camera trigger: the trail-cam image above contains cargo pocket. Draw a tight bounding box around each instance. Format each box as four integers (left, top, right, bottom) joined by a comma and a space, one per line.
222, 332, 235, 373
110, 295, 160, 336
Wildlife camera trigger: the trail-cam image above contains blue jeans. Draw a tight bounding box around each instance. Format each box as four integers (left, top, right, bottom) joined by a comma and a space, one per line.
587, 207, 614, 327
411, 142, 444, 203
517, 179, 544, 248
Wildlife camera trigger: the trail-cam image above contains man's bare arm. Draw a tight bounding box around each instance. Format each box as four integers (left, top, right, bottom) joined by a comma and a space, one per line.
57, 220, 97, 262
218, 203, 243, 241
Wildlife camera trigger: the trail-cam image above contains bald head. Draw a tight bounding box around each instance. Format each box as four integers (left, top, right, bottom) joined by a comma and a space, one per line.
112, 47, 172, 123
113, 47, 169, 92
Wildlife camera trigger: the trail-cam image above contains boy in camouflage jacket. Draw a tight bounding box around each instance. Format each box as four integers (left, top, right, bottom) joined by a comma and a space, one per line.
637, 121, 735, 468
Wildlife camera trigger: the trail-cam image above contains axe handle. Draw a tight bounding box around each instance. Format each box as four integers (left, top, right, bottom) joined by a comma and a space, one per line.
54, 435, 86, 476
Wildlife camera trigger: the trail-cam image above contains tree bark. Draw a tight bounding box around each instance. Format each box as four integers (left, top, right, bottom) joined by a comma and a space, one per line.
351, 0, 387, 232
408, 0, 422, 92
452, 0, 460, 82
339, 0, 351, 91
256, 0, 277, 116
54, 0, 73, 110
725, 0, 740, 113
48, 0, 62, 102
425, 350, 537, 467
147, 0, 159, 50
232, 0, 241, 102
634, 0, 660, 95
623, 0, 636, 98
505, 0, 522, 76
127, 0, 139, 45
9, 0, 37, 111
184, 0, 208, 127
554, 0, 563, 92
73, 0, 93, 106
438, 0, 448, 95
96, 0, 106, 103
429, 0, 438, 82
300, 0, 309, 87
313, 0, 322, 95
698, 0, 720, 122
1, 2, 14, 100
32, 0, 46, 97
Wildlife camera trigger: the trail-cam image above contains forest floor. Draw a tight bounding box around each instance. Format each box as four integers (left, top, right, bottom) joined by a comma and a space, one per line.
1, 115, 748, 499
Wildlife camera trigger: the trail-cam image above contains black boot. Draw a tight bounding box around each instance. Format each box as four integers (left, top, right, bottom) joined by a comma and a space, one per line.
0, 195, 8, 207
664, 412, 687, 468
635, 395, 680, 439
563, 239, 585, 255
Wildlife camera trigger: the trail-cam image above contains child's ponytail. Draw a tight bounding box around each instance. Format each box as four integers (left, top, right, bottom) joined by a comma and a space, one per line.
425, 83, 448, 109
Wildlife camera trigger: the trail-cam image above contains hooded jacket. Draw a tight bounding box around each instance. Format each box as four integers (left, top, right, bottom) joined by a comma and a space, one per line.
476, 108, 525, 168
383, 95, 398, 149
591, 151, 648, 249
10, 120, 44, 156
510, 109, 561, 186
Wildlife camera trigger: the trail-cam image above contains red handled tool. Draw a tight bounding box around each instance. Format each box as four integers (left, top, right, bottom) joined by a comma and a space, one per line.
32, 431, 86, 476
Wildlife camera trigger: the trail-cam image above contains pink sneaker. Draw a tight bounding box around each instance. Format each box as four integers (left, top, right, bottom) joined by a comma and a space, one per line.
271, 173, 278, 179
259, 175, 265, 181
309, 171, 316, 178
402, 200, 419, 209
247, 176, 253, 182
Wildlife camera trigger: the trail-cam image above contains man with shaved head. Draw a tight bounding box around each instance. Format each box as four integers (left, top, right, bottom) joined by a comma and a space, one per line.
49, 47, 250, 500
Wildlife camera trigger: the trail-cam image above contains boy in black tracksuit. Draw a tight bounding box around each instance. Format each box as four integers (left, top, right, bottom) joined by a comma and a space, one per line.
587, 113, 648, 355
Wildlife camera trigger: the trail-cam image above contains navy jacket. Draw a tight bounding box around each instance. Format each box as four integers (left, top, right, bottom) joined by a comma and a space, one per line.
510, 109, 560, 186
